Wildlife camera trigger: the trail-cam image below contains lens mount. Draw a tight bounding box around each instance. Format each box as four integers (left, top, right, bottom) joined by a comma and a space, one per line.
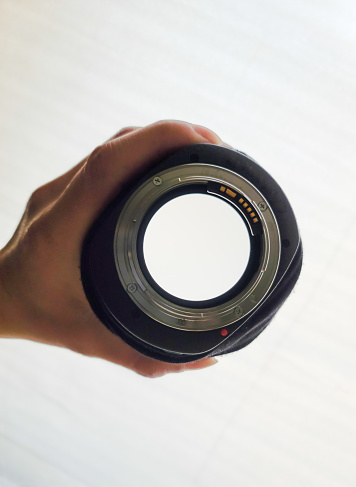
114, 164, 280, 331
81, 144, 302, 362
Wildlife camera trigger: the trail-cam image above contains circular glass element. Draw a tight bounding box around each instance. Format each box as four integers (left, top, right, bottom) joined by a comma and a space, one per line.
143, 193, 251, 301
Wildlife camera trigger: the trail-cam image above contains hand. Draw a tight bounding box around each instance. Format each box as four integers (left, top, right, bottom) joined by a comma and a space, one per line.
0, 120, 223, 377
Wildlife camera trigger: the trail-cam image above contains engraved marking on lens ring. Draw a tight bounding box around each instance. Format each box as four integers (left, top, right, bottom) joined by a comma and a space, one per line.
114, 164, 281, 331
234, 306, 244, 317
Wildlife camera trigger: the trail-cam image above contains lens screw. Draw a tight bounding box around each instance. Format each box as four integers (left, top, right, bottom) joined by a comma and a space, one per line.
127, 283, 137, 294
153, 176, 162, 186
234, 306, 244, 317
258, 201, 267, 211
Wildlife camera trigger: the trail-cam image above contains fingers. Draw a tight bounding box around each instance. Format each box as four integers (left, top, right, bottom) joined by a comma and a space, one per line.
50, 128, 140, 193
50, 127, 140, 191
26, 127, 140, 220
48, 120, 223, 248
192, 124, 233, 148
192, 124, 223, 144
107, 126, 141, 141
83, 321, 219, 378
131, 356, 218, 378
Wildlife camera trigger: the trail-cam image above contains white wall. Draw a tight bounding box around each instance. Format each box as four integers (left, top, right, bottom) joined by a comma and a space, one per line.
0, 1, 355, 486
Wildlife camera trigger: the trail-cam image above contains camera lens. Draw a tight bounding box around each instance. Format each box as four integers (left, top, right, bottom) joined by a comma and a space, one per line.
81, 144, 302, 363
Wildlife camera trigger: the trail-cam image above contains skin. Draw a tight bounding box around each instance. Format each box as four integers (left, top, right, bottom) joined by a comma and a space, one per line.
0, 120, 223, 377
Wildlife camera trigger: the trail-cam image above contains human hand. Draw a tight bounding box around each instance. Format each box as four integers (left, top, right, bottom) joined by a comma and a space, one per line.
0, 121, 223, 377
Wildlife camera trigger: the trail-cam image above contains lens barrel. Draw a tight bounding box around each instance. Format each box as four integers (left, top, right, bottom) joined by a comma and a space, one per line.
81, 144, 302, 363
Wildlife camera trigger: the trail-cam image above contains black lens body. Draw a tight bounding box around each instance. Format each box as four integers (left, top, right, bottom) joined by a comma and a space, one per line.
81, 144, 302, 363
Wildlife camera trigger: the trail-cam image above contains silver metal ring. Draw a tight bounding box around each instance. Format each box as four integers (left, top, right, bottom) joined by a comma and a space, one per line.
114, 163, 281, 331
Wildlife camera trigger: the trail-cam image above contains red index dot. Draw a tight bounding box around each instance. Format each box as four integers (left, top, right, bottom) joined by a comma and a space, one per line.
220, 329, 228, 336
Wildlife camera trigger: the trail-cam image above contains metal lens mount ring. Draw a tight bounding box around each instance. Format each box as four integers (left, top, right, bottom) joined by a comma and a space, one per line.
114, 163, 281, 331
81, 143, 302, 362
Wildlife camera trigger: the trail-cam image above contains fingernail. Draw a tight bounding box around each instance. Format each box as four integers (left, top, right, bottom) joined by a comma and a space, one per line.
221, 141, 234, 148
193, 125, 223, 145
203, 357, 218, 367
187, 357, 218, 370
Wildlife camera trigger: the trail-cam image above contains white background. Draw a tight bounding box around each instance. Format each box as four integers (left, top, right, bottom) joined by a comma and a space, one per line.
0, 1, 355, 486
